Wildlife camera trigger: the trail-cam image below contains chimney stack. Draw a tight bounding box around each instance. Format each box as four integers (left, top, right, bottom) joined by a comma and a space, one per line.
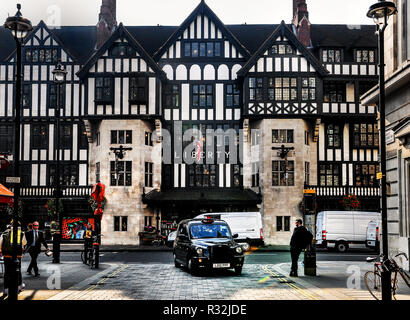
96, 0, 117, 49
292, 0, 311, 47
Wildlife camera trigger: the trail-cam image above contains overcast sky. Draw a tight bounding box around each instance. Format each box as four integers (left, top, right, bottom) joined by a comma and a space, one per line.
1, 0, 377, 27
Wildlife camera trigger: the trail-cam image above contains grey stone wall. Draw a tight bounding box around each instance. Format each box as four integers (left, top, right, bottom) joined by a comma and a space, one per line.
88, 119, 159, 245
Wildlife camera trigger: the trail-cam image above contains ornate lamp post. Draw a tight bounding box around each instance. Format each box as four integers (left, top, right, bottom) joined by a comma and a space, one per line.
3, 3, 32, 301
366, 0, 397, 301
51, 61, 67, 264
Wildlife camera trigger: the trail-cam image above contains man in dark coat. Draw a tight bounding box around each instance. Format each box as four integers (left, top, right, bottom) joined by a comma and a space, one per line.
25, 221, 49, 276
289, 219, 311, 277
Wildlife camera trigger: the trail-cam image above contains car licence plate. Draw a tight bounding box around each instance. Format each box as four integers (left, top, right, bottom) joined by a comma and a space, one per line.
213, 263, 230, 268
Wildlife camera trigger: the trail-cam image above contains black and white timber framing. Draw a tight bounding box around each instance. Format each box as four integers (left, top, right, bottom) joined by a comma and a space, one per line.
0, 0, 381, 220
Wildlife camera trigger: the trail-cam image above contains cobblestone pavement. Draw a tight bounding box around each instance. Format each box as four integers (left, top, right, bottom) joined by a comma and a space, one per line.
50, 264, 323, 301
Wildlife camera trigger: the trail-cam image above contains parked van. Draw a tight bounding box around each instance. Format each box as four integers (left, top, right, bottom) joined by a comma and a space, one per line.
194, 212, 264, 246
315, 211, 381, 252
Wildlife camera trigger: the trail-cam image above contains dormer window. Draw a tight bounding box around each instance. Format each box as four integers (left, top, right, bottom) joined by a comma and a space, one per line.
355, 49, 375, 63
322, 49, 342, 63
110, 43, 136, 57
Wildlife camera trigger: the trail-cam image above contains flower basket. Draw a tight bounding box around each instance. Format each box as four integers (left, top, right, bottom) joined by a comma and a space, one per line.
45, 199, 64, 217
340, 193, 360, 211
5, 200, 23, 218
88, 196, 107, 215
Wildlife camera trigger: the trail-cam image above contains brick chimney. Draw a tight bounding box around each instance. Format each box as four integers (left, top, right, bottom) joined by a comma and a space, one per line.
292, 0, 311, 47
96, 0, 117, 49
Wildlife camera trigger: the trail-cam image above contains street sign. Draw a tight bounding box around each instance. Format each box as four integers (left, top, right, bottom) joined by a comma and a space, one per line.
376, 172, 383, 180
0, 157, 10, 170
303, 189, 316, 194
386, 130, 395, 144
6, 176, 20, 184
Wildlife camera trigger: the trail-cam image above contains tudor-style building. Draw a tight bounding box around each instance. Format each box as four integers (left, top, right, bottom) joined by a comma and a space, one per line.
0, 0, 381, 245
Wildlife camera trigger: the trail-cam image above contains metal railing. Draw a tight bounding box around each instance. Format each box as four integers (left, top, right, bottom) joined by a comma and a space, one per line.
304, 185, 380, 197
9, 185, 93, 198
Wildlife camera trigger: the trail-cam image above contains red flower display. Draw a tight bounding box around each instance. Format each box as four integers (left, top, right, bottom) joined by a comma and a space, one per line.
340, 193, 360, 210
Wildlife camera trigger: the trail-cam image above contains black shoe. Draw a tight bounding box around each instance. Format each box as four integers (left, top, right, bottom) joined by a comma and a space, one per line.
289, 271, 298, 277
34, 273, 40, 277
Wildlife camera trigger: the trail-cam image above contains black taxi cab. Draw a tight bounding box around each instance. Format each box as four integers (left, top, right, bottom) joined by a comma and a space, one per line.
173, 218, 245, 275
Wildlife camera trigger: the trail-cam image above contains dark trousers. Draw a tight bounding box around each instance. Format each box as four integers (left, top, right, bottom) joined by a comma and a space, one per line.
84, 240, 92, 264
3, 258, 22, 292
27, 249, 40, 275
290, 247, 303, 273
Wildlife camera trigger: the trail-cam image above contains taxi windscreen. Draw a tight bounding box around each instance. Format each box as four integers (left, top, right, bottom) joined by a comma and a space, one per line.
189, 223, 231, 239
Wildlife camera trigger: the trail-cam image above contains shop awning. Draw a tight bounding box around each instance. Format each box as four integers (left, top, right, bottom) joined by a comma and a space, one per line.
0, 183, 13, 204
142, 188, 262, 206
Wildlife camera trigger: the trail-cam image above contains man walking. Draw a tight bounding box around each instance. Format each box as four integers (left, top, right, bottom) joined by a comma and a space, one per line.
25, 221, 49, 276
0, 220, 26, 299
289, 219, 312, 277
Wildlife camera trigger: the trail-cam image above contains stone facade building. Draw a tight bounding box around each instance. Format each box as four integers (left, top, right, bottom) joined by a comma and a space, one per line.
361, 0, 410, 267
0, 0, 382, 245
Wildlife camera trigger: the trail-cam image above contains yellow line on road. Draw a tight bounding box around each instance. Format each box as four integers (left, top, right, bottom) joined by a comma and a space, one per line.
74, 264, 129, 299
261, 265, 319, 301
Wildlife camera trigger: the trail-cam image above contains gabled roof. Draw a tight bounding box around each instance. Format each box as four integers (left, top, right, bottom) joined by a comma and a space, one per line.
237, 21, 329, 77
153, 0, 251, 61
4, 20, 78, 63
77, 23, 167, 81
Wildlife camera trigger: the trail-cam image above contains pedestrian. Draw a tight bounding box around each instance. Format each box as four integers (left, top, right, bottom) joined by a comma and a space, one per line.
25, 221, 49, 276
289, 219, 312, 277
27, 223, 33, 232
83, 223, 95, 264
0, 220, 27, 300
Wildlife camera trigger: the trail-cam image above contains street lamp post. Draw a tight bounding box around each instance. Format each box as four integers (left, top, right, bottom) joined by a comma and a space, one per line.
366, 0, 397, 301
51, 61, 67, 264
3, 3, 32, 301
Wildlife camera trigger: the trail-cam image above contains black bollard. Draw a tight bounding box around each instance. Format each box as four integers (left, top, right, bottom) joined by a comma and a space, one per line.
52, 232, 60, 263
304, 241, 316, 276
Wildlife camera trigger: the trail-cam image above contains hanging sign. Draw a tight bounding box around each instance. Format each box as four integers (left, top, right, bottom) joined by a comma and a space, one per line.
6, 176, 20, 184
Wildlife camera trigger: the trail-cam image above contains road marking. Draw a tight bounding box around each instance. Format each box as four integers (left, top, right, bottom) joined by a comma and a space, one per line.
261, 265, 319, 300
73, 264, 129, 300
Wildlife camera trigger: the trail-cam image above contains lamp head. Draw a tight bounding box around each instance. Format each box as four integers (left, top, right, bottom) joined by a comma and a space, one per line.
367, 1, 397, 27
4, 4, 33, 41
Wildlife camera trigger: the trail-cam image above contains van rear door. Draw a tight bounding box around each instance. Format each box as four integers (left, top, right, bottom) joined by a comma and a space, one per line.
316, 212, 324, 244
353, 212, 380, 242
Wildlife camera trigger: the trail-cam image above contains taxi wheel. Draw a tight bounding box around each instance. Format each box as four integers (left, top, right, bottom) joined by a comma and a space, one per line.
234, 266, 242, 276
173, 254, 181, 268
187, 258, 197, 275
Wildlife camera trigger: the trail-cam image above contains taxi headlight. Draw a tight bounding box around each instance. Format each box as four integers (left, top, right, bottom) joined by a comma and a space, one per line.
235, 247, 243, 254
196, 248, 203, 255
241, 243, 250, 252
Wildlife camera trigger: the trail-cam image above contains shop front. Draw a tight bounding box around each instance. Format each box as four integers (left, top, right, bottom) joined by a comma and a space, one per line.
142, 188, 262, 238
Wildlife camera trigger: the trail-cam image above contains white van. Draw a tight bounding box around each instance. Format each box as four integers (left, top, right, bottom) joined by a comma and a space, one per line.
315, 211, 381, 252
194, 212, 264, 245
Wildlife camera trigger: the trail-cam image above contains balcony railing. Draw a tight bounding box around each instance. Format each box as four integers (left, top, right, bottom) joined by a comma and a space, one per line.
9, 185, 93, 198
304, 185, 380, 197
